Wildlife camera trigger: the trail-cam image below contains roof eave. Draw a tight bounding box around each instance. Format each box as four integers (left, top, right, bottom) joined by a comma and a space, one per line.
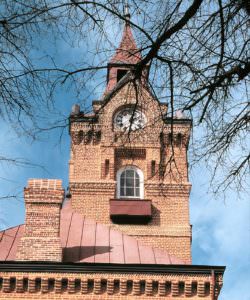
0, 261, 226, 275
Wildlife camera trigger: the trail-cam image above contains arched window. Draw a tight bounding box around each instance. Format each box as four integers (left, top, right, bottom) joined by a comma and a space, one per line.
117, 166, 144, 199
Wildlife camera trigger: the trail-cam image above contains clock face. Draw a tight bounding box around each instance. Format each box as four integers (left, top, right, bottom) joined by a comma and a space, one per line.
114, 107, 146, 131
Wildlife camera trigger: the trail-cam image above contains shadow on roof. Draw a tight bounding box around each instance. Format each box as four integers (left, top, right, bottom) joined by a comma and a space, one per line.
63, 246, 112, 263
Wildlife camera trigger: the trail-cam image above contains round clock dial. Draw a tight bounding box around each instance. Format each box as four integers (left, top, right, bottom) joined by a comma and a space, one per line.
114, 107, 146, 131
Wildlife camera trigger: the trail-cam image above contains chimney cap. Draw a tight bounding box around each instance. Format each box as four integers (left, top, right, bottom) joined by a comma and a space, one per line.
27, 178, 63, 190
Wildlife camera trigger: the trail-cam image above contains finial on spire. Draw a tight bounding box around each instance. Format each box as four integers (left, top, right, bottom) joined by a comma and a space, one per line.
124, 0, 130, 22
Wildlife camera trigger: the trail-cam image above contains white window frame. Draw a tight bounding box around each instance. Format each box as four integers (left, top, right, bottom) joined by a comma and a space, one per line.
116, 166, 144, 199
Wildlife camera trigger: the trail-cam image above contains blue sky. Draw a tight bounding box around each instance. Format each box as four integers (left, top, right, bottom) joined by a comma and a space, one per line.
0, 15, 250, 300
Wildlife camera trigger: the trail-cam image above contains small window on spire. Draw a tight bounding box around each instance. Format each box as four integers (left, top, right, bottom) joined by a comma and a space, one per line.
117, 69, 128, 82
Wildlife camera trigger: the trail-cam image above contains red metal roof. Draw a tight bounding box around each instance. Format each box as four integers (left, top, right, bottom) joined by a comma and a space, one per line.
0, 202, 184, 264
0, 225, 24, 261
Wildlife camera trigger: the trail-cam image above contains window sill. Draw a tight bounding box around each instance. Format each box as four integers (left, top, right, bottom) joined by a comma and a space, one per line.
109, 199, 152, 224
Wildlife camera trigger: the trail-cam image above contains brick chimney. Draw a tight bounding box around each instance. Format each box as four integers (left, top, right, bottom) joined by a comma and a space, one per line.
17, 179, 64, 262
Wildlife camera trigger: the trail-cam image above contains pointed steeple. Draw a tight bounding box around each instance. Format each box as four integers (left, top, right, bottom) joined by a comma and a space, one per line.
110, 18, 141, 65
105, 7, 142, 94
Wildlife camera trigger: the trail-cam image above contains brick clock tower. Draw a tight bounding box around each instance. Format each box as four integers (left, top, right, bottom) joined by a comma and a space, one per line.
0, 14, 225, 300
69, 18, 192, 264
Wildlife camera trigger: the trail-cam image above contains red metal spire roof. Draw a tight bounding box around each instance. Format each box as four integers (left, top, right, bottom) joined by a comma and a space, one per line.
103, 18, 143, 95
110, 20, 141, 65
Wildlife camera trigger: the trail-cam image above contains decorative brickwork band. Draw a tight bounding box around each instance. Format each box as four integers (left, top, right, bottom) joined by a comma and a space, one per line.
115, 148, 146, 158
16, 179, 65, 262
0, 273, 223, 298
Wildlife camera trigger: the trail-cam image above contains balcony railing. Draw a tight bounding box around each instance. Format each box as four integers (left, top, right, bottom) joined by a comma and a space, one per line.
110, 199, 152, 224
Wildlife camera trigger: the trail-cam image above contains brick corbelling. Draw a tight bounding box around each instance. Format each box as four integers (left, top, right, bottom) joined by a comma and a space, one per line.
0, 271, 223, 299
70, 181, 191, 194
24, 192, 64, 204
24, 190, 64, 204
24, 179, 64, 205
27, 179, 63, 190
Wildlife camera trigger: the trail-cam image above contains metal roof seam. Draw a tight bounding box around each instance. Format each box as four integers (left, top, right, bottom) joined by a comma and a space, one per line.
137, 240, 141, 264
93, 221, 97, 263
79, 215, 85, 262
65, 212, 73, 248
108, 225, 111, 264
6, 225, 20, 260
122, 233, 126, 264
168, 249, 172, 264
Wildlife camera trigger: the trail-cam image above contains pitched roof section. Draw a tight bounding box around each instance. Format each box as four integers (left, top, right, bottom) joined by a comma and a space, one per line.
110, 21, 141, 65
0, 203, 184, 265
0, 225, 24, 261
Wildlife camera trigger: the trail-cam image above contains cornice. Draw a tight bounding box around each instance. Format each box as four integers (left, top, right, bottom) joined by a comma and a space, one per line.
0, 262, 225, 297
